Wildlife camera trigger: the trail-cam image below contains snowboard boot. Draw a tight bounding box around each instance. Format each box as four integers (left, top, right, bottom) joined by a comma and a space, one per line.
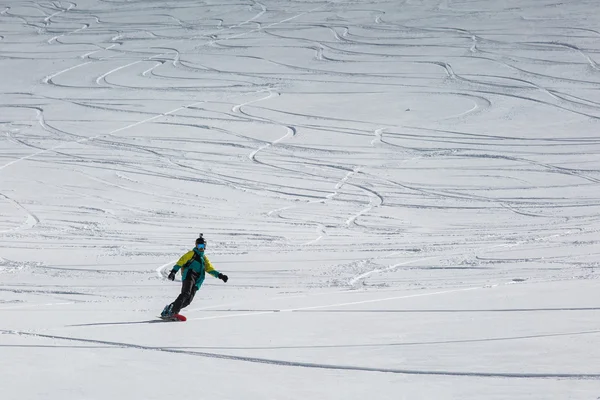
161, 304, 174, 318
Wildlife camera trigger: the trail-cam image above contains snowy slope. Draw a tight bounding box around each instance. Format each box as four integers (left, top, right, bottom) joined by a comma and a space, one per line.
1, 0, 600, 398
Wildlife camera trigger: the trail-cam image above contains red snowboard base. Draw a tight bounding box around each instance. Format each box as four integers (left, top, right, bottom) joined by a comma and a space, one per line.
160, 314, 186, 322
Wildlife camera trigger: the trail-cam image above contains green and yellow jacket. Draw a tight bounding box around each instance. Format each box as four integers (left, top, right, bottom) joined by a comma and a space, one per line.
171, 248, 220, 289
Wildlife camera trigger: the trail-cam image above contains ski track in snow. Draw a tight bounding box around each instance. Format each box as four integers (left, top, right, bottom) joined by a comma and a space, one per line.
3, 328, 599, 380
0, 192, 39, 233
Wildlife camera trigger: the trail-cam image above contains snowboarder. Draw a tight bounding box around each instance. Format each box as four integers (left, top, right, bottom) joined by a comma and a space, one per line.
161, 233, 228, 318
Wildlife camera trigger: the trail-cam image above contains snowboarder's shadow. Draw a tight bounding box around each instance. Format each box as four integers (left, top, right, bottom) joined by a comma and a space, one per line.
67, 320, 165, 327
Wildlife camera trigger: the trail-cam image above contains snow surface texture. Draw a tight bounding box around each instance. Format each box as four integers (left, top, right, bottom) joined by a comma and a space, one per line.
1, 0, 600, 399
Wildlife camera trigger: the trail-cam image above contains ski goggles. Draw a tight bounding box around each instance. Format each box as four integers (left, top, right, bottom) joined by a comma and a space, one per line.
196, 244, 206, 250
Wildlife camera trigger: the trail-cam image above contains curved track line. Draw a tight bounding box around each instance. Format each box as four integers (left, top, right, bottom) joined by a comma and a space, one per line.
43, 61, 93, 84
3, 330, 598, 379
155, 261, 177, 280
0, 192, 39, 233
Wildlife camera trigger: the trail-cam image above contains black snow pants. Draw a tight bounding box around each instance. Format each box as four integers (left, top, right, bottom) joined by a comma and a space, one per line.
170, 271, 199, 314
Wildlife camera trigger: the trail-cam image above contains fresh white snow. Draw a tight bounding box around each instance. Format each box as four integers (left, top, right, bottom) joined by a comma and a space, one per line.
1, 0, 600, 398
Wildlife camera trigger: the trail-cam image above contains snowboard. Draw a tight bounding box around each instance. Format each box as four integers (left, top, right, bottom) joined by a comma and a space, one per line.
159, 314, 187, 322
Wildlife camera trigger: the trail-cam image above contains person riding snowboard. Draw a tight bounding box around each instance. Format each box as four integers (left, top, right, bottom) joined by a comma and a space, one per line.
161, 233, 228, 318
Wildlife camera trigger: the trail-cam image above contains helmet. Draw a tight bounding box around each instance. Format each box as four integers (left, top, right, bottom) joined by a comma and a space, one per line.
195, 233, 206, 249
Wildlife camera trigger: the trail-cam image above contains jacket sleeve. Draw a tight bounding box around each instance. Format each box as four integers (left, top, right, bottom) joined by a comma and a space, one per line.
204, 256, 220, 278
172, 251, 194, 273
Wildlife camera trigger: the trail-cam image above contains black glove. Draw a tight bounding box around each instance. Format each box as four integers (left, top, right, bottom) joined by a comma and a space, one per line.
218, 273, 228, 283
168, 270, 176, 281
